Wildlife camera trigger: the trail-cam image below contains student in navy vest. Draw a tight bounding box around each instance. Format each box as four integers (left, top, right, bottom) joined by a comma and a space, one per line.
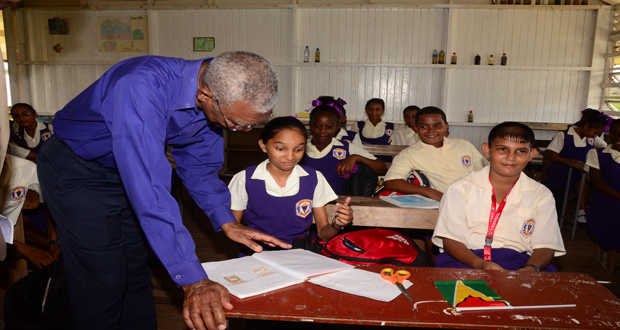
544, 109, 609, 223
9, 103, 53, 163
585, 119, 620, 251
352, 98, 395, 163
228, 116, 353, 256
301, 105, 386, 196
310, 96, 365, 149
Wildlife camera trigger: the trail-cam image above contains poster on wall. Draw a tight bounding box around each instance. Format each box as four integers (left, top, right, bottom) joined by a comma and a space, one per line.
98, 15, 148, 52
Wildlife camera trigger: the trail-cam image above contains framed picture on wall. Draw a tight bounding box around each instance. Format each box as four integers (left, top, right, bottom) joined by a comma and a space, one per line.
193, 37, 215, 52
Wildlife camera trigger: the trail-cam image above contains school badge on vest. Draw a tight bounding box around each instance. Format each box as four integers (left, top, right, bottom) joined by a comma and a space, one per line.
461, 155, 472, 168
332, 148, 347, 160
10, 186, 27, 201
386, 129, 394, 137
520, 219, 535, 238
586, 137, 595, 146
41, 131, 52, 141
295, 199, 312, 218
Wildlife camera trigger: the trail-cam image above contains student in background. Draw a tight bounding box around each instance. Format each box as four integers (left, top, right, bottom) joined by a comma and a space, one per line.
544, 108, 608, 223
1, 154, 60, 269
301, 105, 387, 195
384, 106, 487, 201
228, 117, 353, 255
432, 122, 565, 271
352, 98, 395, 162
9, 103, 53, 163
392, 105, 420, 146
585, 119, 620, 251
311, 96, 365, 149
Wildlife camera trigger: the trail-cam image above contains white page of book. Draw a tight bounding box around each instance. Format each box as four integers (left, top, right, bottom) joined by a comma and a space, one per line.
202, 256, 302, 299
0, 215, 13, 244
308, 268, 413, 302
251, 249, 354, 279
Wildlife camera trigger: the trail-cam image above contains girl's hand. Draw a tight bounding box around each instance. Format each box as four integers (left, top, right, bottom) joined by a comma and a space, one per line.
336, 156, 358, 176
333, 197, 353, 227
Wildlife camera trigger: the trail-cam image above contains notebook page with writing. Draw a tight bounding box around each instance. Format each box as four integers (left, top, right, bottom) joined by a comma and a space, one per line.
251, 249, 354, 279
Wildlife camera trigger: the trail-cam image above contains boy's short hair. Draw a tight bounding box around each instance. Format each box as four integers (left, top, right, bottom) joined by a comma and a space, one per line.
309, 105, 340, 123
403, 105, 420, 115
365, 98, 385, 109
610, 118, 620, 131
415, 106, 447, 124
488, 122, 535, 148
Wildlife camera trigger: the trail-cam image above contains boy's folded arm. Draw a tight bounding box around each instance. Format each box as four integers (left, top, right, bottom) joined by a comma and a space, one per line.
442, 238, 489, 269
521, 248, 555, 271
350, 154, 387, 175
384, 179, 443, 200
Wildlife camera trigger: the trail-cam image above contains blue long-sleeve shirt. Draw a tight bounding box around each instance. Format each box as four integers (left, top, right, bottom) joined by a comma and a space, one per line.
53, 56, 236, 286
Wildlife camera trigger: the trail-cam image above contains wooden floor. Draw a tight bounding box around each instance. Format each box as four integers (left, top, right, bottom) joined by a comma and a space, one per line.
152, 194, 620, 330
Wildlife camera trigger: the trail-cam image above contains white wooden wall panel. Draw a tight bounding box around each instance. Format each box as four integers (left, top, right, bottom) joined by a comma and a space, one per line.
451, 9, 595, 67
296, 66, 443, 121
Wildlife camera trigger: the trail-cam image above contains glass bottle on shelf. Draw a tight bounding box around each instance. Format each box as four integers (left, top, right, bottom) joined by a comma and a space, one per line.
500, 0, 507, 3
451, 52, 457, 65
432, 50, 438, 64
524, 0, 531, 4
475, 54, 481, 65
315, 48, 320, 63
438, 50, 445, 64
501, 53, 507, 66
491, 0, 497, 4
548, 0, 554, 4
488, 54, 494, 65
468, 111, 474, 123
303, 46, 309, 63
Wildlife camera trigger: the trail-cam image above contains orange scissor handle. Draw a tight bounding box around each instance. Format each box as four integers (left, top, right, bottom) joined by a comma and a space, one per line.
381, 268, 410, 285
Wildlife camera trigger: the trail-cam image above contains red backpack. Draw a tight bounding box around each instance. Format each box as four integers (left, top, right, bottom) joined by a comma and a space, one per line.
320, 228, 433, 267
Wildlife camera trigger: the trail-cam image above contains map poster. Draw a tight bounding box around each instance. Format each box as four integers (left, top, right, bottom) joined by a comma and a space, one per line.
98, 15, 148, 53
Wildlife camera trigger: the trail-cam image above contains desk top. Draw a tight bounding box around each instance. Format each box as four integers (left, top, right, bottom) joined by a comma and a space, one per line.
324, 196, 438, 230
226, 265, 620, 329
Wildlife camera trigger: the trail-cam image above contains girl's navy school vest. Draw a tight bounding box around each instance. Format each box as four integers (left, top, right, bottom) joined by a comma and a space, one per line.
11, 123, 53, 153
244, 165, 318, 245
586, 149, 620, 250
300, 142, 351, 195
356, 121, 394, 145
338, 130, 358, 145
545, 129, 596, 190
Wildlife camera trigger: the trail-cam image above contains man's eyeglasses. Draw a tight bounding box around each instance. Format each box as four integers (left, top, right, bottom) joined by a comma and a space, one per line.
11, 112, 33, 118
213, 96, 264, 132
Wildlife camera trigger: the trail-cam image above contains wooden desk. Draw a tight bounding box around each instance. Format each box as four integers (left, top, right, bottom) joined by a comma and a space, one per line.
362, 144, 408, 157
226, 265, 620, 329
324, 196, 438, 230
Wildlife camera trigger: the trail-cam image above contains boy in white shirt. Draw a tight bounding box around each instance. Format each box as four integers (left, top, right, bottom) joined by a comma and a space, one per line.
384, 106, 488, 201
391, 105, 420, 146
432, 122, 565, 271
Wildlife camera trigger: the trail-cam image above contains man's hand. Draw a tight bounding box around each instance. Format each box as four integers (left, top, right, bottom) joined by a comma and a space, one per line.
182, 278, 232, 330
221, 221, 291, 253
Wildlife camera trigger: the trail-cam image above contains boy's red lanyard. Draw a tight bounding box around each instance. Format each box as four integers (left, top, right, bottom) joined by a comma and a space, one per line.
484, 177, 516, 261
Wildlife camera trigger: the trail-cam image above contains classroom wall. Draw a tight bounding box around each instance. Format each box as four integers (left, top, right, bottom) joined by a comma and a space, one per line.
3, 3, 611, 148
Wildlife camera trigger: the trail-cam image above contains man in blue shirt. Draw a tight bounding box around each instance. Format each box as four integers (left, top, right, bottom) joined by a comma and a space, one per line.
37, 51, 289, 330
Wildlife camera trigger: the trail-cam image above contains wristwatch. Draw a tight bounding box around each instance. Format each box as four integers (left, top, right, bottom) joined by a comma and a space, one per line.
48, 239, 61, 245
331, 218, 345, 231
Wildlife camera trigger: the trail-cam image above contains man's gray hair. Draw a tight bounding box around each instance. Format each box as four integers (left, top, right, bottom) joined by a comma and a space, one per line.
203, 51, 278, 114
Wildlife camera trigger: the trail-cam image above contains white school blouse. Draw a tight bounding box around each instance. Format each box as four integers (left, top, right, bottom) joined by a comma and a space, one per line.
228, 160, 337, 211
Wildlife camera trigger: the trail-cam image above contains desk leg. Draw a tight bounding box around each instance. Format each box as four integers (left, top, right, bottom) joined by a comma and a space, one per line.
570, 172, 586, 240
560, 167, 573, 229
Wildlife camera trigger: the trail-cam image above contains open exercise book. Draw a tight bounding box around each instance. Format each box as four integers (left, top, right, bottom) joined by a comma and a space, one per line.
379, 194, 440, 209
202, 249, 412, 302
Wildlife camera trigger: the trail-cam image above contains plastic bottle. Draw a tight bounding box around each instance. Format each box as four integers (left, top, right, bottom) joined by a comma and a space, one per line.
468, 111, 474, 123
438, 50, 445, 64
491, 0, 497, 4
315, 48, 320, 63
432, 50, 438, 64
303, 46, 309, 63
451, 52, 457, 65
501, 53, 507, 66
474, 54, 481, 65
488, 54, 494, 65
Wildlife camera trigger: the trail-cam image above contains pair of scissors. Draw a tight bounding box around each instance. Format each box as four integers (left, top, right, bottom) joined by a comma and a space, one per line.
381, 268, 413, 302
